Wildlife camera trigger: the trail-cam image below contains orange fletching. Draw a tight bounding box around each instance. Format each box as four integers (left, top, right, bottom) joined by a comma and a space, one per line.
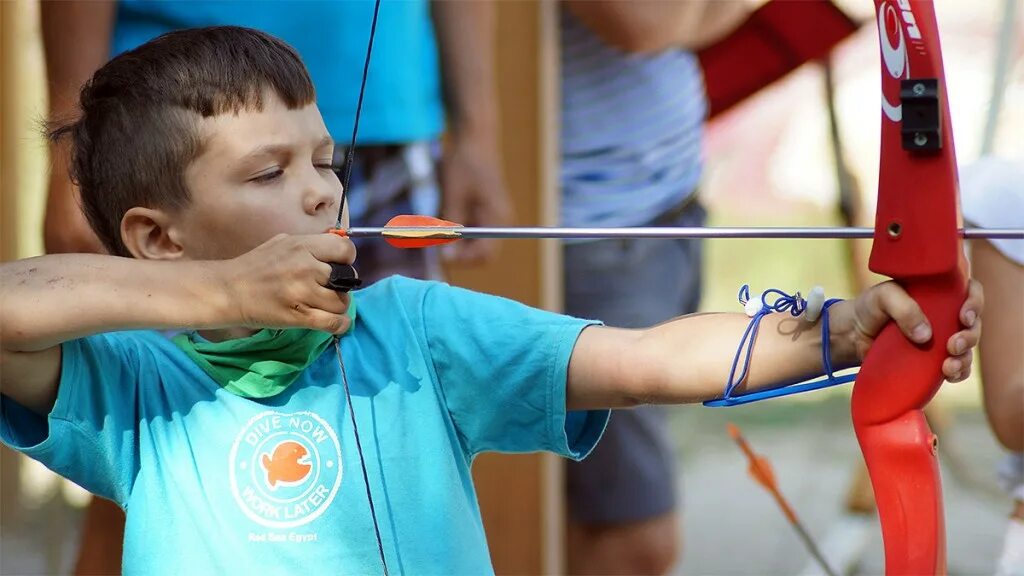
726, 424, 834, 575
386, 214, 460, 228
327, 215, 464, 249
383, 214, 462, 249
728, 422, 799, 524
386, 237, 457, 248
748, 455, 777, 489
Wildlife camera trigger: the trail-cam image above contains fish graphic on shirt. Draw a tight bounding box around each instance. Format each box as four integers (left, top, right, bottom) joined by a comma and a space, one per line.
261, 441, 312, 489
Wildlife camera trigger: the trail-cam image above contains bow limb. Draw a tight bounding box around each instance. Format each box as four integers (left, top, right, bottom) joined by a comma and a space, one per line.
853, 2, 967, 574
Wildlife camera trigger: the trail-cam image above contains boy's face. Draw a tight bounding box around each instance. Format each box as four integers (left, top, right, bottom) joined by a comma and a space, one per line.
176, 91, 344, 260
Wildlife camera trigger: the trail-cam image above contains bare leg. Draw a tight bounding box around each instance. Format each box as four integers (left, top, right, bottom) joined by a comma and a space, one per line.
74, 497, 124, 576
567, 513, 680, 575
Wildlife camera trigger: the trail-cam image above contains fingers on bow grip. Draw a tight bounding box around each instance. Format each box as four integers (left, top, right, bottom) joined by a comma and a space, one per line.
327, 263, 362, 292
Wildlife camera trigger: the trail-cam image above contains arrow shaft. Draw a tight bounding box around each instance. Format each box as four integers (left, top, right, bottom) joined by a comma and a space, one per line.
791, 516, 840, 576
346, 226, 1024, 240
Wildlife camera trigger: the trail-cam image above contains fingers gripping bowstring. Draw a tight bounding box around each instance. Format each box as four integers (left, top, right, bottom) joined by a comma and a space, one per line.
334, 1, 389, 574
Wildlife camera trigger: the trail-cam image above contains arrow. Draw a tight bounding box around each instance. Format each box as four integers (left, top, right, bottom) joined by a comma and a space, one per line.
330, 215, 1024, 248
727, 423, 838, 576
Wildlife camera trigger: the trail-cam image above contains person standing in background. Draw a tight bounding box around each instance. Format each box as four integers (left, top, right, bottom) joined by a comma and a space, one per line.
40, 2, 508, 573
559, 2, 759, 573
960, 158, 1024, 576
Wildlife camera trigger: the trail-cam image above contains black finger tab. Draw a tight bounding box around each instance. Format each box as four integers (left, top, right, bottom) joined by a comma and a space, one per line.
327, 263, 362, 292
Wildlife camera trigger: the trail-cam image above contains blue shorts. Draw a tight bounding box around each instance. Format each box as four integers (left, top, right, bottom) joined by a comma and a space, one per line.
564, 198, 706, 523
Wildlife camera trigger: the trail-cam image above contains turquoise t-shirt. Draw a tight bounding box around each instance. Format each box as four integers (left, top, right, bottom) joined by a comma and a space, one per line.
111, 0, 445, 144
0, 277, 608, 574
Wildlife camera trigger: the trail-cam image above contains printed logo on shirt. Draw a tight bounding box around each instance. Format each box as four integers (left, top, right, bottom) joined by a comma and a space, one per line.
229, 411, 342, 529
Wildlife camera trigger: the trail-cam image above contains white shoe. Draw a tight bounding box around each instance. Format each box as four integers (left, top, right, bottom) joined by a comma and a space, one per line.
996, 517, 1024, 576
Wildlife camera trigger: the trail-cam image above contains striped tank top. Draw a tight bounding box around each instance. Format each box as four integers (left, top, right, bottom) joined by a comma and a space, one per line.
560, 8, 707, 228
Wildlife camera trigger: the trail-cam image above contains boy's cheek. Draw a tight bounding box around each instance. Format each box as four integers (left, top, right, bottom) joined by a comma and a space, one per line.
337, 201, 350, 229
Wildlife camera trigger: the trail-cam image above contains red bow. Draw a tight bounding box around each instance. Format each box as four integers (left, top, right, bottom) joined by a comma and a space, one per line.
853, 2, 967, 573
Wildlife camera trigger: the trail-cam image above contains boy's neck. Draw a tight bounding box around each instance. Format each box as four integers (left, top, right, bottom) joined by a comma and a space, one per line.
198, 327, 259, 342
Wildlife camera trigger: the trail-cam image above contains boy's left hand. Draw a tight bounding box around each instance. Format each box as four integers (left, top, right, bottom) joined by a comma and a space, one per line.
831, 279, 984, 382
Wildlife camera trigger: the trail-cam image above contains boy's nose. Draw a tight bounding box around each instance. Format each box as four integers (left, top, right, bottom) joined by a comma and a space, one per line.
304, 171, 340, 216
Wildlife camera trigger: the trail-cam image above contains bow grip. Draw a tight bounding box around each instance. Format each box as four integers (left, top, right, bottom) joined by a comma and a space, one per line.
852, 270, 966, 424
851, 268, 965, 576
327, 263, 362, 292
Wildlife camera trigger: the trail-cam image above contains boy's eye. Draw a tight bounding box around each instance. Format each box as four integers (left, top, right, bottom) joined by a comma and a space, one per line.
250, 169, 283, 184
314, 160, 333, 171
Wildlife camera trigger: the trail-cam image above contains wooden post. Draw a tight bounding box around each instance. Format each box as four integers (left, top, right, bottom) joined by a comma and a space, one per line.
444, 1, 563, 573
0, 0, 24, 538
1, 0, 49, 556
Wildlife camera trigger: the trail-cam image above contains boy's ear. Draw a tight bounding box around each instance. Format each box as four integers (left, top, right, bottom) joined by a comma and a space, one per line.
121, 207, 185, 260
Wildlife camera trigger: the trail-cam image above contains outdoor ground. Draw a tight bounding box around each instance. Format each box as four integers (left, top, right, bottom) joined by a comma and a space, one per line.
671, 397, 1008, 575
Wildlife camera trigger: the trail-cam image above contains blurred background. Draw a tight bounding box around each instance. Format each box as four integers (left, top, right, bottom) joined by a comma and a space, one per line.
683, 0, 1022, 573
1, 0, 1021, 574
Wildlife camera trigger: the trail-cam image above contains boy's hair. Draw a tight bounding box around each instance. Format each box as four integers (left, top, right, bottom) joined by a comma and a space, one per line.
49, 26, 316, 257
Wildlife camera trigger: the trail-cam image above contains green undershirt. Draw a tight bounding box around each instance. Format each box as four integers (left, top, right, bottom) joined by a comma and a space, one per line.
172, 301, 356, 399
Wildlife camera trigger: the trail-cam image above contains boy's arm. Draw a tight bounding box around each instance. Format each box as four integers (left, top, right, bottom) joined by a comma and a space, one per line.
564, 0, 761, 54
41, 0, 116, 254
567, 313, 827, 409
567, 281, 983, 410
0, 235, 355, 415
0, 255, 234, 414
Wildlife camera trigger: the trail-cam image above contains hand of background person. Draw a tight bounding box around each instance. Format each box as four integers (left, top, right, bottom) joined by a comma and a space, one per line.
439, 129, 513, 265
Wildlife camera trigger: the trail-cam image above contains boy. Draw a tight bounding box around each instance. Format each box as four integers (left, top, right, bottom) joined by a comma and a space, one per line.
0, 27, 981, 574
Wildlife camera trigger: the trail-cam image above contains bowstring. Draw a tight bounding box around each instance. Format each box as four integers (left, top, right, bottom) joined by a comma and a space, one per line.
335, 0, 388, 574
336, 0, 382, 229
336, 341, 388, 575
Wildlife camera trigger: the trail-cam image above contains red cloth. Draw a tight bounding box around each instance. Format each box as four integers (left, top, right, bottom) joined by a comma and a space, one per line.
698, 0, 861, 118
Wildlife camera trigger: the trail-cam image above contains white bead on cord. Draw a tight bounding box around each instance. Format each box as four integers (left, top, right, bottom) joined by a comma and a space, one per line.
804, 286, 826, 323
714, 285, 850, 406
741, 285, 826, 322
744, 298, 763, 317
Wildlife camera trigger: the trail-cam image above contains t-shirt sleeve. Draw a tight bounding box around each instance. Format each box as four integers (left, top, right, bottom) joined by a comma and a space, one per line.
0, 333, 144, 506
961, 157, 1024, 265
416, 281, 609, 459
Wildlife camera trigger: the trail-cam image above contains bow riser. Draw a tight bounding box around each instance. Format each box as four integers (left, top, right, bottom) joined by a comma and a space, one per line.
869, 0, 963, 276
852, 1, 968, 574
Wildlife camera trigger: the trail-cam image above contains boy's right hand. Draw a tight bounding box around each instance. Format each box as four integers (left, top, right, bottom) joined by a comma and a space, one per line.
226, 233, 356, 335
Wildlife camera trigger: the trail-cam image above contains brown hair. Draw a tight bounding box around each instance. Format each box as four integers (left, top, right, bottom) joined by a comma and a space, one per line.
49, 26, 316, 256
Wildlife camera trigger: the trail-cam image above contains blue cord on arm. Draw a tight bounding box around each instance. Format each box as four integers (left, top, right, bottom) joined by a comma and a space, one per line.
706, 285, 855, 407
